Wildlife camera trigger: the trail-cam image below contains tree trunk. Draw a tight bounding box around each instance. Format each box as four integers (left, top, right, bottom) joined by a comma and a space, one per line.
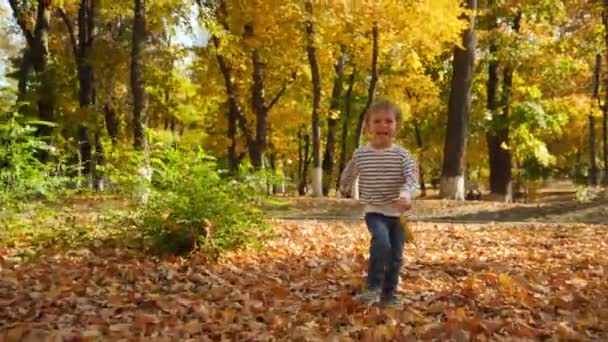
211, 33, 253, 170
33, 0, 54, 162
590, 115, 599, 186
132, 0, 148, 152
486, 13, 520, 202
603, 8, 608, 186
591, 53, 601, 186
204, 1, 258, 172
77, 0, 97, 187
227, 102, 239, 173
336, 68, 356, 190
104, 102, 119, 144
131, 0, 151, 201
322, 53, 346, 196
92, 131, 105, 191
413, 119, 426, 197
298, 126, 311, 195
8, 0, 54, 140
305, 1, 323, 197
353, 23, 379, 149
17, 48, 32, 104
440, 0, 477, 200
250, 47, 269, 169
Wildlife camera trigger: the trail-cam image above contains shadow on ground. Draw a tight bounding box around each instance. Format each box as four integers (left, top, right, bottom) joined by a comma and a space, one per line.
265, 195, 608, 225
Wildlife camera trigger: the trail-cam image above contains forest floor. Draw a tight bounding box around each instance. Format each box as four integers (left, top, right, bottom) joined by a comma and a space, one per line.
1, 182, 607, 341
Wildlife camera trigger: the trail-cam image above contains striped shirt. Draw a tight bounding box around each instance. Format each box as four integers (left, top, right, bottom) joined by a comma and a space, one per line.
340, 144, 418, 217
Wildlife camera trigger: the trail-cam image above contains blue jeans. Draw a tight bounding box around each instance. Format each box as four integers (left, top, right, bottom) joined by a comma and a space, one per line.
364, 212, 406, 295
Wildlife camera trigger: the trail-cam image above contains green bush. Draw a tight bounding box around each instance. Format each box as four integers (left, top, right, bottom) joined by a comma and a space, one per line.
0, 109, 66, 209
134, 146, 269, 256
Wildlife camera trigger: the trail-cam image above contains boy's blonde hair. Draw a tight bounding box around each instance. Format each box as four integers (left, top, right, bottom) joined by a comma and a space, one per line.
364, 100, 403, 126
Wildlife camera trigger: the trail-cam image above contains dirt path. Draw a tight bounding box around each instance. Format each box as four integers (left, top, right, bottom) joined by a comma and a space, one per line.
2, 218, 607, 340
265, 195, 608, 225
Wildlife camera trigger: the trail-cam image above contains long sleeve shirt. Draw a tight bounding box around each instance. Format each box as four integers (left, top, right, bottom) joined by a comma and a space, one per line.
339, 143, 418, 217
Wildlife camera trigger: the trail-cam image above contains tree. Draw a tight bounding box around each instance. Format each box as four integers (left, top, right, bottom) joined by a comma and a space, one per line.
305, 0, 322, 197
8, 0, 55, 161
322, 53, 345, 195
58, 0, 101, 188
440, 0, 477, 200
485, 9, 521, 201
132, 0, 148, 152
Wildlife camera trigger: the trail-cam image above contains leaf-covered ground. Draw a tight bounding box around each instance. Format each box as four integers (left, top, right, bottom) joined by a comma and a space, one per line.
2, 217, 607, 341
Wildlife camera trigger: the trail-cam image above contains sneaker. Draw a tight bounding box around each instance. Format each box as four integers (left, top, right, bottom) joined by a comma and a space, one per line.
380, 294, 402, 308
356, 288, 381, 305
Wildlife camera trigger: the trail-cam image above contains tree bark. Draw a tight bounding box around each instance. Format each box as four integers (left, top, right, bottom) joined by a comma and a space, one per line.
336, 68, 356, 190
203, 1, 254, 172
211, 34, 253, 169
248, 45, 294, 169
298, 126, 312, 195
440, 0, 477, 200
413, 119, 426, 197
353, 23, 379, 149
591, 53, 601, 186
33, 0, 54, 147
486, 12, 520, 202
17, 48, 32, 104
603, 8, 608, 186
322, 53, 346, 196
227, 102, 239, 173
104, 102, 119, 144
132, 0, 148, 152
305, 1, 323, 197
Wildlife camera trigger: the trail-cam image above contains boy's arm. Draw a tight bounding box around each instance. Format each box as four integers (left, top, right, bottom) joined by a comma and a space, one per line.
339, 157, 358, 197
399, 150, 418, 199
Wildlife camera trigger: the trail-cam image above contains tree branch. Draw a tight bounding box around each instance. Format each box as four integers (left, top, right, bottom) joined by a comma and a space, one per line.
56, 8, 79, 61
266, 71, 297, 111
8, 0, 35, 47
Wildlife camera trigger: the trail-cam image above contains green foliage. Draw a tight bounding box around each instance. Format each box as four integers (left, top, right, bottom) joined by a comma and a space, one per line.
575, 185, 601, 204
509, 101, 566, 168
98, 143, 149, 198
134, 145, 269, 257
520, 156, 552, 181
0, 107, 66, 207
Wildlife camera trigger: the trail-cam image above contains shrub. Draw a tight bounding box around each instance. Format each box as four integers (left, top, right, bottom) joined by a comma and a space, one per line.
134, 146, 269, 256
0, 109, 66, 209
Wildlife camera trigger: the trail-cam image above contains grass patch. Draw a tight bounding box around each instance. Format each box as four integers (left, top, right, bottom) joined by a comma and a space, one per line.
260, 198, 292, 211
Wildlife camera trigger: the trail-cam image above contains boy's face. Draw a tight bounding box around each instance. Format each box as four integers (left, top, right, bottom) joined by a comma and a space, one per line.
367, 110, 397, 148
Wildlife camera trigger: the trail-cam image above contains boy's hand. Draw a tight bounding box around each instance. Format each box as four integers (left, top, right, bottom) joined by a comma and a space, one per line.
393, 197, 412, 212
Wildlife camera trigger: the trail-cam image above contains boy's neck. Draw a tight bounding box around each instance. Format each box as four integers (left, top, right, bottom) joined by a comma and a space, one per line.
370, 141, 393, 149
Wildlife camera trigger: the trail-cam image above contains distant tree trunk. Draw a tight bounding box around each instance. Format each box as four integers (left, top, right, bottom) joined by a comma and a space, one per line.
227, 102, 239, 173
104, 102, 119, 145
486, 13, 520, 202
305, 1, 323, 197
440, 0, 477, 200
249, 48, 268, 169
92, 131, 105, 191
413, 119, 426, 197
131, 0, 151, 201
8, 0, 52, 130
204, 2, 261, 173
246, 26, 295, 169
78, 0, 97, 185
603, 9, 608, 186
322, 53, 346, 196
132, 0, 148, 152
336, 68, 356, 190
353, 23, 379, 149
591, 53, 601, 186
298, 126, 312, 195
17, 49, 32, 104
210, 30, 253, 171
